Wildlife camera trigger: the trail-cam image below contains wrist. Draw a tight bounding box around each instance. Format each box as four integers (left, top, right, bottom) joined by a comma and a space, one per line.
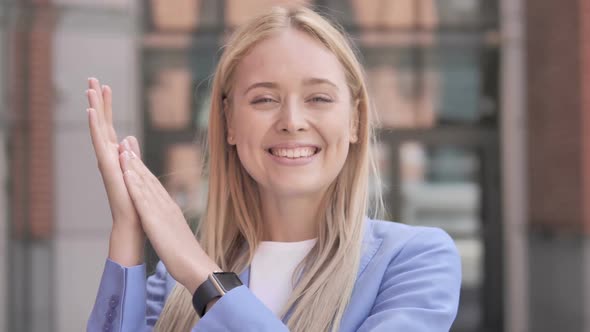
108, 223, 145, 267
182, 246, 221, 294
184, 264, 216, 295
191, 271, 243, 317
111, 221, 144, 235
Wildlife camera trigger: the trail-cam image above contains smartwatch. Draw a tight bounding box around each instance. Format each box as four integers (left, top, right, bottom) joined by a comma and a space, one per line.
192, 271, 243, 317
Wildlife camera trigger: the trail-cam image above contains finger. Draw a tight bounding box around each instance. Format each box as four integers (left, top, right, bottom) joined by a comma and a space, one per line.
102, 85, 113, 125
127, 136, 142, 159
120, 149, 150, 184
119, 137, 140, 160
120, 149, 168, 205
118, 139, 125, 155
120, 151, 163, 219
86, 108, 107, 157
88, 77, 104, 108
102, 85, 118, 142
86, 89, 106, 128
121, 163, 149, 217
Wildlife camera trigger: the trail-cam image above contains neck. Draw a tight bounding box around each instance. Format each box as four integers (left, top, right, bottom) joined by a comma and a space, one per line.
259, 190, 325, 242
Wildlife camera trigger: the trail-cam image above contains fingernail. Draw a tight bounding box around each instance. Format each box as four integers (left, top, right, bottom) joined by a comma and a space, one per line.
122, 139, 131, 151
102, 85, 106, 91
122, 151, 130, 160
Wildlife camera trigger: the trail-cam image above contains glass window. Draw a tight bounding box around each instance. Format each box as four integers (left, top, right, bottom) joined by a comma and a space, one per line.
398, 142, 484, 330
149, 0, 201, 31
161, 143, 206, 221
225, 0, 313, 26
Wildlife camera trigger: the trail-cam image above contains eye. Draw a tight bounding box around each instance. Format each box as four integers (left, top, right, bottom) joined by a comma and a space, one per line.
307, 96, 333, 103
251, 97, 277, 105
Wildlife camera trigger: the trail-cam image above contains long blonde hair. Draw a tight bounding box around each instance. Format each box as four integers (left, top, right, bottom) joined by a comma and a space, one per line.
154, 6, 382, 332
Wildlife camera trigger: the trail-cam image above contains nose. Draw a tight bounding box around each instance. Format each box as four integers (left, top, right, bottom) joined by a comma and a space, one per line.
275, 97, 309, 134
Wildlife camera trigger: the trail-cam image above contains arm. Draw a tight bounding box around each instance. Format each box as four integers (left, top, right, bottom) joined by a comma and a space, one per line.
115, 137, 290, 331
356, 228, 462, 332
87, 259, 169, 332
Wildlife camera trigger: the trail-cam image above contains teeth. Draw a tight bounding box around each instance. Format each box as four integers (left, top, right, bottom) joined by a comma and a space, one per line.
270, 147, 317, 159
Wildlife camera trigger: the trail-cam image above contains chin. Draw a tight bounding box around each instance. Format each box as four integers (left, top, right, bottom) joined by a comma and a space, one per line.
265, 179, 329, 198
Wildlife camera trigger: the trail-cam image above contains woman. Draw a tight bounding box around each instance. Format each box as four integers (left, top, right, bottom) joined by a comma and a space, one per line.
86, 6, 461, 332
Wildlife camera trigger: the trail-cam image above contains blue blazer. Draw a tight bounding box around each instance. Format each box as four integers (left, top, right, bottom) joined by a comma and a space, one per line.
87, 219, 462, 331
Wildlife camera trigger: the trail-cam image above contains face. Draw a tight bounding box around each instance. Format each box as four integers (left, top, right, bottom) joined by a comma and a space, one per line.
226, 29, 358, 199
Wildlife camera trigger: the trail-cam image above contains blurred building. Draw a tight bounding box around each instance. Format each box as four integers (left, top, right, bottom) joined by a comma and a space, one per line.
0, 0, 588, 331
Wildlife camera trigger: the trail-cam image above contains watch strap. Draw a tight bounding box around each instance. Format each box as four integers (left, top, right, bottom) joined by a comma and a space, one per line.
192, 272, 243, 317
192, 276, 222, 317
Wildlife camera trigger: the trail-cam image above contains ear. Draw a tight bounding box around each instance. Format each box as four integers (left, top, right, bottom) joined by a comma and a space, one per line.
349, 99, 360, 144
223, 97, 236, 145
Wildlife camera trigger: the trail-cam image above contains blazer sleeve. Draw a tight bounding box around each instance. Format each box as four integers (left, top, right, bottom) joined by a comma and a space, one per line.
356, 227, 462, 332
87, 258, 168, 332
191, 285, 289, 331
87, 258, 289, 332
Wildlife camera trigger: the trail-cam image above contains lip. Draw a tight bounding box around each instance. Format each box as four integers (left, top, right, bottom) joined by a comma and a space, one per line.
265, 142, 321, 150
265, 142, 322, 166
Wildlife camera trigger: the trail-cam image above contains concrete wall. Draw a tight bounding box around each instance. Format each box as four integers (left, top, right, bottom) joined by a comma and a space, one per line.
52, 1, 140, 330
500, 0, 528, 331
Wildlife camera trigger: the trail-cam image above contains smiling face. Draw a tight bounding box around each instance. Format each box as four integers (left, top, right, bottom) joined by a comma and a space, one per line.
226, 28, 358, 199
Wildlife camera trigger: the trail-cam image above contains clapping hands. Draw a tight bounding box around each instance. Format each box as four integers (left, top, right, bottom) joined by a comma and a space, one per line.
85, 77, 219, 293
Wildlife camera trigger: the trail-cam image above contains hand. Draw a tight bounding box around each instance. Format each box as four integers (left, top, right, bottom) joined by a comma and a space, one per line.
118, 143, 220, 293
85, 77, 145, 265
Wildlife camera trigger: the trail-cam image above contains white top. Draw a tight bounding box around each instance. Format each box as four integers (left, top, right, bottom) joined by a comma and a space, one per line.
249, 238, 317, 317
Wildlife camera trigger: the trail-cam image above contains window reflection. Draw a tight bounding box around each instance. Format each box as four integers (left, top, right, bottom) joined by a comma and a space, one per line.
426, 47, 481, 124
399, 142, 482, 288
365, 46, 482, 129
351, 0, 419, 28
435, 0, 482, 26
150, 0, 201, 31
147, 68, 193, 130
162, 143, 205, 216
225, 0, 312, 26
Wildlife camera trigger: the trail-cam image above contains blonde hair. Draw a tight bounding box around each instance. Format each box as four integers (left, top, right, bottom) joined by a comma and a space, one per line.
154, 5, 382, 332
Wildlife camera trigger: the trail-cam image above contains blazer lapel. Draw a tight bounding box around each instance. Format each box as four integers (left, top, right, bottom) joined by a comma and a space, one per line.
282, 219, 383, 325
357, 219, 383, 278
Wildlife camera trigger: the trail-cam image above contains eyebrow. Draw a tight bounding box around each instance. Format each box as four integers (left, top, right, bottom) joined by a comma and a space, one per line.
242, 77, 340, 96
302, 77, 339, 91
243, 82, 280, 96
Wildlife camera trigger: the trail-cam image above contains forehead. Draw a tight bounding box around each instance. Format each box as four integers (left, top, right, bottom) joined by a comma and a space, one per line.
232, 29, 348, 90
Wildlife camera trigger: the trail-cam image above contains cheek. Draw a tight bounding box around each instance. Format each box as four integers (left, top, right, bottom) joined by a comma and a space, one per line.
326, 136, 350, 172
323, 116, 354, 149
233, 130, 267, 181
318, 122, 352, 174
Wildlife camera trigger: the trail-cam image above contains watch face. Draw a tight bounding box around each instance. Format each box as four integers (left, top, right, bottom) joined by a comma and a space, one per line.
212, 272, 243, 292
